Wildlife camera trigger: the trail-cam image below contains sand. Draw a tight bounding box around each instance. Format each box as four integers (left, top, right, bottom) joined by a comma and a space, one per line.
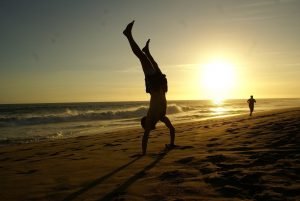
0, 108, 300, 201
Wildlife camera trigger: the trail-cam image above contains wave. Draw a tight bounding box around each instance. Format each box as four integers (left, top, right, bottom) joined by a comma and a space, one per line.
0, 104, 191, 127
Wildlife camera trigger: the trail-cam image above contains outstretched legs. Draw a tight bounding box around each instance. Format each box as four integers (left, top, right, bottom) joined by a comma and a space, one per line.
142, 39, 162, 74
123, 21, 155, 76
123, 20, 134, 38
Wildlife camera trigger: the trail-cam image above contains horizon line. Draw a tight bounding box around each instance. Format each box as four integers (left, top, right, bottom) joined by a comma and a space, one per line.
1, 97, 300, 105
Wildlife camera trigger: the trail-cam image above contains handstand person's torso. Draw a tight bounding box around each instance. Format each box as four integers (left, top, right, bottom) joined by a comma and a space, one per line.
148, 88, 167, 121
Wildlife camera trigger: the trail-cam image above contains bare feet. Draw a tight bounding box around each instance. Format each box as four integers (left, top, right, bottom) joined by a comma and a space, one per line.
142, 39, 150, 53
123, 20, 135, 37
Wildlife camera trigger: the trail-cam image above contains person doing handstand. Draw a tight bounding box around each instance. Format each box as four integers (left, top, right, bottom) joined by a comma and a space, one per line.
123, 21, 175, 155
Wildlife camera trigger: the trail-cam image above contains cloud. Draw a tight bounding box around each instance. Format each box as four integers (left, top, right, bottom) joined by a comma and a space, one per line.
278, 0, 297, 3
220, 0, 298, 23
165, 63, 199, 71
258, 51, 300, 56
226, 15, 275, 22
114, 66, 140, 73
235, 0, 277, 9
281, 63, 300, 67
232, 0, 297, 10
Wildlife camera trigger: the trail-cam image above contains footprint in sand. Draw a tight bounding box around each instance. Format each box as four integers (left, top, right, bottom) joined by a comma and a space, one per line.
29, 159, 42, 163
14, 158, 27, 162
206, 154, 228, 164
64, 153, 75, 157
103, 143, 121, 147
0, 157, 10, 162
49, 151, 62, 156
216, 185, 241, 197
85, 144, 95, 148
249, 152, 279, 166
206, 143, 221, 147
199, 165, 218, 175
204, 171, 264, 198
70, 147, 83, 151
176, 145, 194, 150
225, 128, 240, 134
18, 148, 33, 151
228, 147, 253, 152
208, 137, 219, 142
175, 156, 195, 164
159, 170, 197, 183
130, 153, 143, 158
71, 157, 88, 160
36, 152, 48, 156
17, 169, 38, 174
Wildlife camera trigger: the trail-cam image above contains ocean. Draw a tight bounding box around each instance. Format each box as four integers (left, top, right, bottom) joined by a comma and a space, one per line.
0, 99, 299, 144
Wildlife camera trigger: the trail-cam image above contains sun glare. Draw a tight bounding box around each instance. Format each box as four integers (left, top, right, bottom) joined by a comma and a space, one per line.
201, 59, 236, 104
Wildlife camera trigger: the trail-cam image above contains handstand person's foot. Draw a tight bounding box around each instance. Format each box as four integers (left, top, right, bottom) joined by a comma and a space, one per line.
142, 39, 150, 53
123, 20, 135, 37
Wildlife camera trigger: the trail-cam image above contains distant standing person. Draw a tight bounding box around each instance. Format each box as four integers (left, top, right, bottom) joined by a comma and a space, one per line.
123, 21, 175, 155
247, 95, 256, 116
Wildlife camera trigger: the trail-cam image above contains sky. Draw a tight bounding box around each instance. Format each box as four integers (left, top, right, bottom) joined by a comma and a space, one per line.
1, 0, 300, 104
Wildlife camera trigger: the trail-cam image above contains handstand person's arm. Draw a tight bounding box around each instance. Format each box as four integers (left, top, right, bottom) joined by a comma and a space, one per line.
161, 116, 175, 146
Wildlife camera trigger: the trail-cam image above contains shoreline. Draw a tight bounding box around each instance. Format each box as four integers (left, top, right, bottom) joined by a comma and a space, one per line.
1, 106, 300, 147
1, 107, 300, 200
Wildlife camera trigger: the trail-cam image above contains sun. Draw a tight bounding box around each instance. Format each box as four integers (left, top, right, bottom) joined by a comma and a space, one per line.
200, 59, 236, 104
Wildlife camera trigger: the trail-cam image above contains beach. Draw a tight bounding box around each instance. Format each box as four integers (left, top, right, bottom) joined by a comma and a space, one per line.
1, 107, 299, 201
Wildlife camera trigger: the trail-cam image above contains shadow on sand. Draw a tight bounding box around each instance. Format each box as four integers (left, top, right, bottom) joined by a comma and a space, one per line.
98, 149, 170, 201
63, 149, 170, 201
63, 155, 142, 201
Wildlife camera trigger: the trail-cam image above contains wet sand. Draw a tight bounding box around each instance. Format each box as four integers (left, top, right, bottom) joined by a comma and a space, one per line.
1, 108, 300, 201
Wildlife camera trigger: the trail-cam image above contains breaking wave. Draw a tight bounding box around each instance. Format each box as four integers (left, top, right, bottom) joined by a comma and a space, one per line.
0, 104, 192, 127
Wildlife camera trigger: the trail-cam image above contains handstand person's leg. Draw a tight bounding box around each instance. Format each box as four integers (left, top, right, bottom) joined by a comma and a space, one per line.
142, 39, 162, 74
123, 21, 155, 76
161, 116, 175, 146
123, 21, 144, 59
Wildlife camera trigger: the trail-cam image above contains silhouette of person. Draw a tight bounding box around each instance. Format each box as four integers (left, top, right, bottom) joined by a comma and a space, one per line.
247, 95, 256, 116
123, 21, 175, 155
